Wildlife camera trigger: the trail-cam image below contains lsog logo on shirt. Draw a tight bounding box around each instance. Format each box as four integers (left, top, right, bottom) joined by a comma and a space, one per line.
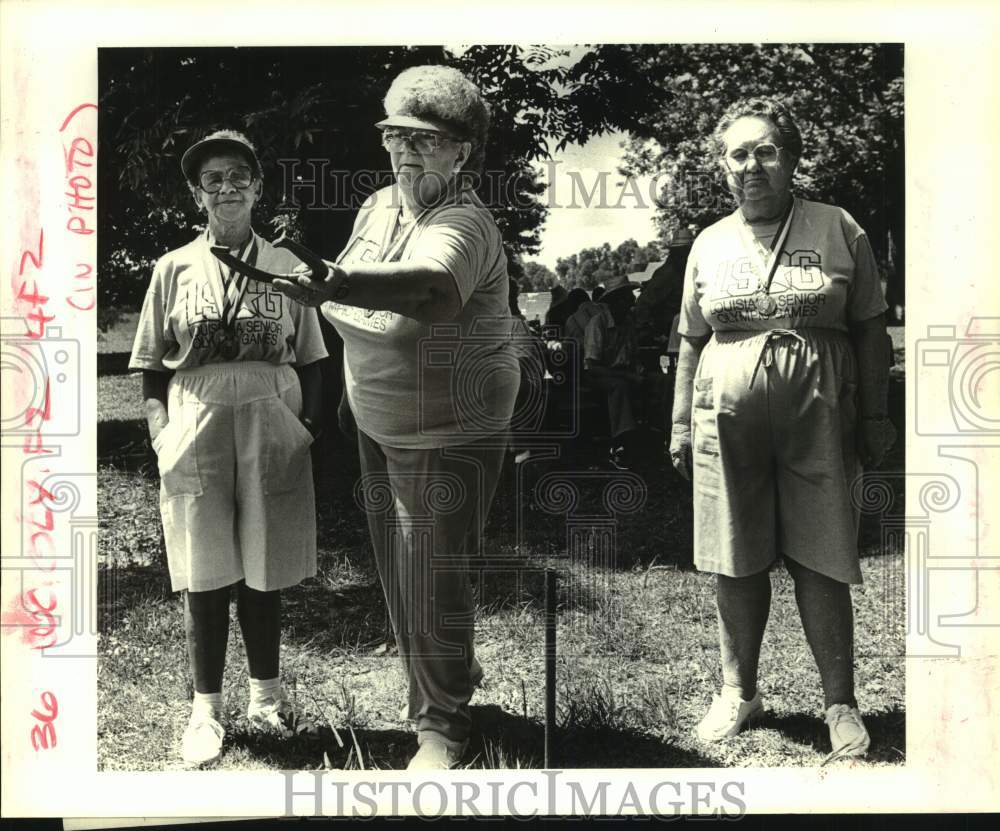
714, 251, 826, 300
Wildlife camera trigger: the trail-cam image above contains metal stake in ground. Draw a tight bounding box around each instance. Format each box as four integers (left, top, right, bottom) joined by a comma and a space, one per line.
544, 568, 557, 769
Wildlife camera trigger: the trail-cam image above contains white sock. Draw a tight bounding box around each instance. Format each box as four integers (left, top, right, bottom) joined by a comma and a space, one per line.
248, 676, 281, 709
721, 683, 752, 702
192, 691, 223, 720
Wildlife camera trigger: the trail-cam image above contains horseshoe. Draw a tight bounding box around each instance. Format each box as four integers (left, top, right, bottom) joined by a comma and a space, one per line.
211, 233, 329, 285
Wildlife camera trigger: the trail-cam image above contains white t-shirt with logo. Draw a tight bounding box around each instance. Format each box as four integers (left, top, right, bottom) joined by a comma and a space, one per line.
323, 185, 519, 449
129, 230, 328, 371
679, 198, 887, 337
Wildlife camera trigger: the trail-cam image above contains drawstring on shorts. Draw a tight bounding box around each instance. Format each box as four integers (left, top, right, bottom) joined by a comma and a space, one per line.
748, 329, 807, 390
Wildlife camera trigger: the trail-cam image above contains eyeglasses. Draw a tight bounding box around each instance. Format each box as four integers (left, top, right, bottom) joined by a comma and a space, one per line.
198, 165, 255, 193
380, 128, 457, 155
724, 142, 782, 172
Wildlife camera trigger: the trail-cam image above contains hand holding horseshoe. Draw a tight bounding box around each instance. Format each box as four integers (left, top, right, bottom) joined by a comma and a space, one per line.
210, 233, 348, 306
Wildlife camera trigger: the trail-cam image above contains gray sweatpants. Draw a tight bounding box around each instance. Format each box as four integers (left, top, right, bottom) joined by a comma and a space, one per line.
357, 430, 507, 743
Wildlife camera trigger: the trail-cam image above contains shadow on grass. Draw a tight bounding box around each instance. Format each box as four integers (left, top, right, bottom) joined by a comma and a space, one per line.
98, 418, 155, 472
99, 562, 173, 632
472, 704, 718, 768
220, 703, 717, 770
760, 707, 905, 763
223, 723, 416, 771
281, 575, 392, 654
98, 352, 135, 376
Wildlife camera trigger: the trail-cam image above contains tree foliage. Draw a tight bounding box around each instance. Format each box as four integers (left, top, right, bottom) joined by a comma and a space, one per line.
99, 44, 904, 318
554, 238, 663, 290
521, 261, 559, 292
98, 45, 583, 314
563, 44, 904, 308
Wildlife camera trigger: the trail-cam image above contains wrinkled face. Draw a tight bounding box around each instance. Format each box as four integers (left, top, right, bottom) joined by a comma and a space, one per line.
192, 153, 261, 225
383, 127, 471, 208
720, 116, 796, 204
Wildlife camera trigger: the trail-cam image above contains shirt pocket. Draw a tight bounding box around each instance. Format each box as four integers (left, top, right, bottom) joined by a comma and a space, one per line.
156, 396, 204, 497
263, 393, 314, 495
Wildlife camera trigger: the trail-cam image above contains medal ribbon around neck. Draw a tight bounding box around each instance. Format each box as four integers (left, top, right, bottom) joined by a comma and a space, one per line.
378, 176, 466, 263
736, 196, 796, 298
216, 235, 257, 333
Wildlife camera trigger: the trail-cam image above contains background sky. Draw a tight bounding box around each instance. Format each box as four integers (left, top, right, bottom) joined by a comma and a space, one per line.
528, 131, 661, 271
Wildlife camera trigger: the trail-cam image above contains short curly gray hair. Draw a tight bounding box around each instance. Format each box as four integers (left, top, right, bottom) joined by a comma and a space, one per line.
711, 97, 803, 162
383, 65, 491, 173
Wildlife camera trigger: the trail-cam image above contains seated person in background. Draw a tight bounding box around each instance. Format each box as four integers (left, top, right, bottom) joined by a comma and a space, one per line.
545, 286, 589, 334
548, 288, 606, 403
508, 277, 546, 434
544, 284, 570, 327
551, 287, 587, 332
633, 227, 696, 352
563, 290, 606, 345
583, 274, 643, 469
544, 287, 592, 371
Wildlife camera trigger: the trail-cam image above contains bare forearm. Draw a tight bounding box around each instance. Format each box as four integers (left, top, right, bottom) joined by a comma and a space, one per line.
850, 314, 890, 418
141, 370, 172, 436
337, 261, 460, 322
671, 335, 709, 429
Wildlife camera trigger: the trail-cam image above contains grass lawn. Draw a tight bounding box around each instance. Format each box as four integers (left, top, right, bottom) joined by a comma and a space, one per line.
99, 449, 904, 771
97, 315, 905, 771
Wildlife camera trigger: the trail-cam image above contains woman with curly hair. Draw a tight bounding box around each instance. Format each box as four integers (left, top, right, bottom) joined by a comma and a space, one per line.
669, 98, 895, 761
275, 65, 518, 770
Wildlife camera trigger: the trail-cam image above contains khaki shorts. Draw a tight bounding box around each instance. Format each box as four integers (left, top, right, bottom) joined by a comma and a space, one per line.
155, 361, 317, 592
691, 328, 863, 584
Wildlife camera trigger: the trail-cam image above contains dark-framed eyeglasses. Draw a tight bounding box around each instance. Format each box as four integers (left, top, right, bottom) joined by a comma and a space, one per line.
380, 128, 458, 155
725, 142, 782, 172
197, 165, 255, 193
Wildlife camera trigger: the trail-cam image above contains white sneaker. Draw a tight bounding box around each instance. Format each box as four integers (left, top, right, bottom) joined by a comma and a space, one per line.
406, 736, 469, 770
247, 689, 295, 737
824, 704, 870, 761
181, 711, 225, 767
695, 688, 763, 742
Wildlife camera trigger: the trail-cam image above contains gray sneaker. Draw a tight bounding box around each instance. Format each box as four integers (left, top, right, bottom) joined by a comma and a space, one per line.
695, 688, 763, 742
247, 690, 295, 738
824, 704, 870, 762
406, 736, 469, 770
181, 711, 225, 768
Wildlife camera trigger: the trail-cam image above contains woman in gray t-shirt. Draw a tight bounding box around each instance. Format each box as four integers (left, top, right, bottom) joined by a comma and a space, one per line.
275, 65, 518, 771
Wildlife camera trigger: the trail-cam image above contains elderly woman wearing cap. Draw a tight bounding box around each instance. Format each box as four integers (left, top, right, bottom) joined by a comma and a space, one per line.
274, 65, 519, 770
669, 98, 895, 761
129, 129, 328, 767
